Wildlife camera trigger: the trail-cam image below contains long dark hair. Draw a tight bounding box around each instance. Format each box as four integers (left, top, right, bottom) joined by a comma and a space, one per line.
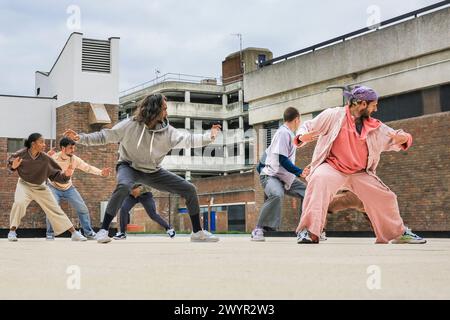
133, 93, 167, 125
24, 133, 42, 149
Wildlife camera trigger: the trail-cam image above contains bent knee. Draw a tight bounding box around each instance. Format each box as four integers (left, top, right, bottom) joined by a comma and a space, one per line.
184, 183, 198, 196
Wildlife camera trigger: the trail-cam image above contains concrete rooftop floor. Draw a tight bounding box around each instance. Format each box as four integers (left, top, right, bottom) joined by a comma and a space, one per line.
1, 235, 449, 300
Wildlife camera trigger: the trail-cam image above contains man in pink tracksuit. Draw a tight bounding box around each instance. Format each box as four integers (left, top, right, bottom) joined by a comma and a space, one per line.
295, 86, 426, 245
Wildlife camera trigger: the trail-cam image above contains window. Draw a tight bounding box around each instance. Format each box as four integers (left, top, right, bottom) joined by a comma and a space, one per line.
7, 138, 25, 153
170, 118, 186, 129
171, 148, 185, 156
263, 120, 281, 148
203, 145, 223, 158
245, 142, 253, 165
190, 93, 222, 105
377, 91, 423, 122
312, 111, 322, 119
165, 94, 185, 103
441, 84, 450, 112
227, 92, 239, 104
227, 144, 239, 157
228, 118, 240, 130
227, 205, 246, 232
243, 117, 252, 132
258, 54, 267, 65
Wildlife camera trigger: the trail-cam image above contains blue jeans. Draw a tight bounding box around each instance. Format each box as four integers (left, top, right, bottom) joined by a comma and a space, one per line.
46, 185, 95, 237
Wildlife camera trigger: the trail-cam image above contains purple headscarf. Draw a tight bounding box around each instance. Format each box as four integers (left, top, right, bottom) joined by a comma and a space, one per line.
343, 86, 379, 103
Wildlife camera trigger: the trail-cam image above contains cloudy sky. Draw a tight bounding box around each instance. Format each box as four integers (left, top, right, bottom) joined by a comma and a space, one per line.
0, 0, 442, 96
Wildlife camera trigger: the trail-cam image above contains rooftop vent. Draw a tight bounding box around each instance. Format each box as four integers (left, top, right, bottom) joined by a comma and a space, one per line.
82, 38, 111, 73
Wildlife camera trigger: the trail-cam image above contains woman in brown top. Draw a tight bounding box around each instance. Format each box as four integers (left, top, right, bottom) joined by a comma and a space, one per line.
7, 133, 87, 242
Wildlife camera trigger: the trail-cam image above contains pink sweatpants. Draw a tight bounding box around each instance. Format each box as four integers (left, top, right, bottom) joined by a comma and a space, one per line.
296, 163, 405, 244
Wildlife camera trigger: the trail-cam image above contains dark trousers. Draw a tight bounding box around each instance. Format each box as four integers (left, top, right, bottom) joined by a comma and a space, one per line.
119, 192, 170, 233
103, 162, 200, 230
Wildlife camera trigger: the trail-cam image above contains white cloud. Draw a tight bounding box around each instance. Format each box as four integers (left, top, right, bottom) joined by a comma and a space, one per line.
0, 0, 442, 95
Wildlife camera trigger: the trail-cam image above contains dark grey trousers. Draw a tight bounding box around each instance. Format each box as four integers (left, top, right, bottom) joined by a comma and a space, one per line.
105, 162, 199, 221
257, 175, 306, 230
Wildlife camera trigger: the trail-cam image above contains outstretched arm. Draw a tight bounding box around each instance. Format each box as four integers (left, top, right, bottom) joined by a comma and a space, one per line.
294, 108, 337, 147
170, 124, 221, 149
73, 156, 111, 176
380, 124, 413, 152
64, 119, 131, 146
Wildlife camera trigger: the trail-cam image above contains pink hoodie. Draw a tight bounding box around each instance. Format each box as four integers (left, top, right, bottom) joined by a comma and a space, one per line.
296, 107, 413, 187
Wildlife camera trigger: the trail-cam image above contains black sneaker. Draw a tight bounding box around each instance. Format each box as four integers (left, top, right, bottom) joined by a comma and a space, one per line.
113, 232, 127, 240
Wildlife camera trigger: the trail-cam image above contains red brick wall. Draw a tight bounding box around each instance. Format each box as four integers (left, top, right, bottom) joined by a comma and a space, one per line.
222, 55, 243, 85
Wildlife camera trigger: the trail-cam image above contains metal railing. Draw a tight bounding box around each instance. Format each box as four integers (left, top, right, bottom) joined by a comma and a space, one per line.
260, 0, 450, 68
120, 73, 245, 98
120, 73, 220, 97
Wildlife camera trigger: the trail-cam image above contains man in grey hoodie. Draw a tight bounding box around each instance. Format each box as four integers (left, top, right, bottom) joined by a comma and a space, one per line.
64, 94, 221, 243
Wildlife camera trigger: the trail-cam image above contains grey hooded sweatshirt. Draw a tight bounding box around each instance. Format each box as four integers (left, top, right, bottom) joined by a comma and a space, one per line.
77, 118, 213, 173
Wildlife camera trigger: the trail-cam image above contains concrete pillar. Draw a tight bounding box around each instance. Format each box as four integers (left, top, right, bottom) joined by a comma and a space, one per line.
223, 120, 228, 159
185, 91, 191, 103
185, 117, 191, 129
239, 141, 245, 166
185, 117, 191, 159
238, 90, 244, 102
238, 116, 245, 165
222, 94, 228, 107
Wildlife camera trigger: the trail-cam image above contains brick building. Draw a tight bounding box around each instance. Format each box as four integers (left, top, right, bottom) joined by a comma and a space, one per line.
0, 33, 121, 233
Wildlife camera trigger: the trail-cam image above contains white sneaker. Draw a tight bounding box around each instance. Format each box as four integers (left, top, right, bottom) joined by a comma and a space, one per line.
190, 230, 219, 242
8, 231, 18, 242
320, 231, 328, 241
46, 234, 55, 241
391, 228, 427, 244
251, 228, 265, 242
71, 231, 87, 242
297, 229, 319, 244
95, 229, 112, 244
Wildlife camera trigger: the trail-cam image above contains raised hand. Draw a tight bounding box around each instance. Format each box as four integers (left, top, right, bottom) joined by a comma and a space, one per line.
47, 148, 57, 157
210, 124, 222, 141
63, 129, 80, 142
11, 157, 23, 170
295, 131, 319, 148
388, 132, 408, 146
101, 167, 112, 177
